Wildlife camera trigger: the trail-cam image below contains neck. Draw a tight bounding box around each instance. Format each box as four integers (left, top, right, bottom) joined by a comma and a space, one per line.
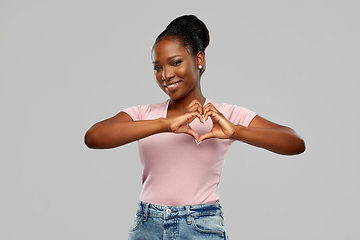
168, 92, 206, 111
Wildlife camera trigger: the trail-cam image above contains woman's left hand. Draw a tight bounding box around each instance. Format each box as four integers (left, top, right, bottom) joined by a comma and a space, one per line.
197, 103, 305, 155
198, 103, 235, 142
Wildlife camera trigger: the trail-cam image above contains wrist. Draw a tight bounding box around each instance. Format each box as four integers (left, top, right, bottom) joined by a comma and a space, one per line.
158, 117, 171, 132
229, 124, 245, 140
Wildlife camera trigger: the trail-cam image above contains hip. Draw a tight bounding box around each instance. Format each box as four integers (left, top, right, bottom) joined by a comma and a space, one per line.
128, 201, 229, 239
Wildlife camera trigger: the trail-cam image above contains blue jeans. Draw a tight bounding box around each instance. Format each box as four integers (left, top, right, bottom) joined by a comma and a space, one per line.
128, 201, 228, 240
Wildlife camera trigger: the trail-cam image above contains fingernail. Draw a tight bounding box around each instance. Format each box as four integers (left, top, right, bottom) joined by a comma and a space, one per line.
195, 139, 202, 145
202, 114, 205, 123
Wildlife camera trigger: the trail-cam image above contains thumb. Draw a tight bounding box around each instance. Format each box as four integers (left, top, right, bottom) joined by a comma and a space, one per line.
186, 127, 200, 142
198, 131, 214, 143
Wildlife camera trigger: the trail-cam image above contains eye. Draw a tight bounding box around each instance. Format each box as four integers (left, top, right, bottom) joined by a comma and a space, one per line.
172, 60, 182, 66
153, 65, 162, 72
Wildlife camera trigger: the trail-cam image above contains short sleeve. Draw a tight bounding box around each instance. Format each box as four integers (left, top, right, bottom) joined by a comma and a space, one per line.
219, 103, 257, 127
121, 105, 148, 121
121, 100, 169, 121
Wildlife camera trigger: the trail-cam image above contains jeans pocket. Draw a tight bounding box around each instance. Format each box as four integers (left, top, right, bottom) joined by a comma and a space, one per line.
129, 213, 142, 232
191, 214, 226, 237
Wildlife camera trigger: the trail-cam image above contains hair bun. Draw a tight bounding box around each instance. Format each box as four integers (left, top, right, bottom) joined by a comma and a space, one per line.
154, 15, 210, 76
165, 15, 210, 49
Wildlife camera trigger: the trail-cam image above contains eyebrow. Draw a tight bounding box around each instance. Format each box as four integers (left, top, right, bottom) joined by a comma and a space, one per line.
152, 55, 182, 64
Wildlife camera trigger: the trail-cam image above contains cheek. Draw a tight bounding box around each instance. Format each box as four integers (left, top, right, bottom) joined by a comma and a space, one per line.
154, 72, 164, 87
176, 64, 193, 78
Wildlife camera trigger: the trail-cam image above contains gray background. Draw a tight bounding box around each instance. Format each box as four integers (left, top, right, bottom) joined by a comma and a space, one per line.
1, 0, 359, 239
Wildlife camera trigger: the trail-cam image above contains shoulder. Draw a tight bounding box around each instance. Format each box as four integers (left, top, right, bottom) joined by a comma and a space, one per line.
121, 100, 169, 120
207, 99, 249, 114
208, 99, 257, 127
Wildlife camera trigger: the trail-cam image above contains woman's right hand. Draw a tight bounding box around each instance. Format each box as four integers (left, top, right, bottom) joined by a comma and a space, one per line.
85, 100, 204, 149
165, 100, 204, 142
166, 111, 202, 141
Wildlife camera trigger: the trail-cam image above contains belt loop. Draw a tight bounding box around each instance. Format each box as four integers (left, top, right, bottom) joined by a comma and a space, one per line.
220, 207, 224, 225
185, 205, 191, 224
143, 202, 149, 222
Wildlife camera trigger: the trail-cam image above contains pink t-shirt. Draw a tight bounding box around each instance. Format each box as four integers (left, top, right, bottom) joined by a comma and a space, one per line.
122, 99, 256, 206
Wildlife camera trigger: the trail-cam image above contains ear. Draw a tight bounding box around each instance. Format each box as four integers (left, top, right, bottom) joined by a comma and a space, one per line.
196, 51, 205, 68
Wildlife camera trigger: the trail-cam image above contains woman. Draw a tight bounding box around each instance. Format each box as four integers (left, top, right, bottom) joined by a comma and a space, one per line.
85, 15, 305, 239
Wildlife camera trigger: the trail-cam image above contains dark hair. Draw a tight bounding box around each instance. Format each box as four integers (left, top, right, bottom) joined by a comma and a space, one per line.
154, 15, 210, 75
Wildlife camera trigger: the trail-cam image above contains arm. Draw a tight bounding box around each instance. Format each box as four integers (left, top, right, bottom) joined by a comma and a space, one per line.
232, 115, 305, 155
84, 112, 168, 149
199, 103, 305, 155
85, 106, 203, 149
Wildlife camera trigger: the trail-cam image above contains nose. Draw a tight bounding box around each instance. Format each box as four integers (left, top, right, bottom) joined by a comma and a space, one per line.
162, 66, 175, 81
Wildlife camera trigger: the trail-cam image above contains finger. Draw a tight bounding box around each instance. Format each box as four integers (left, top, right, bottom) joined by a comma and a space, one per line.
198, 114, 204, 124
188, 99, 202, 109
173, 112, 201, 128
189, 99, 201, 105
205, 107, 226, 122
186, 108, 203, 123
203, 109, 216, 122
187, 111, 203, 124
186, 127, 200, 142
202, 103, 216, 112
188, 104, 203, 116
189, 101, 203, 115
198, 131, 215, 142
202, 104, 219, 121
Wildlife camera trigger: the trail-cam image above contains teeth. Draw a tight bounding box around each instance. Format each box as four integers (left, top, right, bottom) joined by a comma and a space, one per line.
166, 82, 179, 88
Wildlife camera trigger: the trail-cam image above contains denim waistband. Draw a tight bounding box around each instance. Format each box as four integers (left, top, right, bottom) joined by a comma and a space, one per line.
136, 201, 223, 223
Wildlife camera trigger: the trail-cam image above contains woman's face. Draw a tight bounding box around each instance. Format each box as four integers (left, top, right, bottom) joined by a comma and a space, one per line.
152, 37, 202, 101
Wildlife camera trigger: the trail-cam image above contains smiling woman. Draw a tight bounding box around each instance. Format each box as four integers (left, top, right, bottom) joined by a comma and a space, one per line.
84, 15, 305, 239
152, 38, 205, 105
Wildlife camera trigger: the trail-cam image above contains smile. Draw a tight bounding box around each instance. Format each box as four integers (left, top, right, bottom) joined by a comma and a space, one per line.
164, 81, 182, 90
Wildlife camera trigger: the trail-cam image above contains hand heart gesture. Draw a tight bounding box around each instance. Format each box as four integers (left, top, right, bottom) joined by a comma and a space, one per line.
167, 100, 235, 144
198, 103, 235, 142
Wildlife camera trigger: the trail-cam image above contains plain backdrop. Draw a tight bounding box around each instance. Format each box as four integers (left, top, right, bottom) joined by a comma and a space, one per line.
1, 0, 359, 239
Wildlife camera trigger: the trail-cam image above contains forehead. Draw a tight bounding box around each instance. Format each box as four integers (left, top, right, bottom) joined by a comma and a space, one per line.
152, 38, 191, 61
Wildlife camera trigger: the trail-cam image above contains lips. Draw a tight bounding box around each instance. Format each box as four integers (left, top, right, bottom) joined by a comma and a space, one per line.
164, 80, 182, 91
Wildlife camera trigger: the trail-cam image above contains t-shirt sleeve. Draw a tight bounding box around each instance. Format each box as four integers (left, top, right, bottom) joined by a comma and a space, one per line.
121, 105, 148, 121
221, 103, 257, 127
